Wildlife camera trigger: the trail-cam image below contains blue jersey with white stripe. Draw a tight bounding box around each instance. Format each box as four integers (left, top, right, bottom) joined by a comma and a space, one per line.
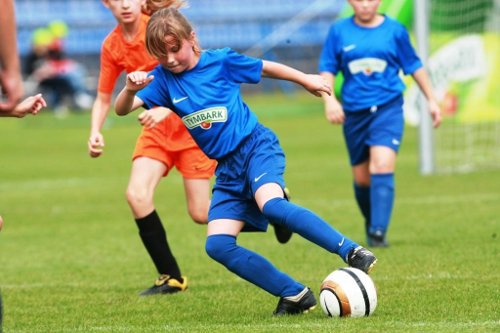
137, 48, 262, 159
319, 15, 422, 111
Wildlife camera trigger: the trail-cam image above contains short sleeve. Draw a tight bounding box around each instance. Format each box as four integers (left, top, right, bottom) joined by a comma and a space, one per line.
223, 48, 263, 84
318, 25, 340, 74
394, 26, 422, 75
97, 43, 122, 94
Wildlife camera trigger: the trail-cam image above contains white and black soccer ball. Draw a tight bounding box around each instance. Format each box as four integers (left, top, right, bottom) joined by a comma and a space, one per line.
319, 267, 377, 317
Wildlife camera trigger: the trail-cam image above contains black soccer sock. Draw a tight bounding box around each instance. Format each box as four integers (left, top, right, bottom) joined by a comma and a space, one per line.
135, 210, 182, 280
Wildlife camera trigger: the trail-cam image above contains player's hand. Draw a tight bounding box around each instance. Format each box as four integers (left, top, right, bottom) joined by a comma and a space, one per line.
88, 132, 105, 158
304, 74, 332, 97
126, 71, 154, 92
324, 97, 344, 124
0, 69, 23, 112
9, 94, 46, 118
138, 107, 172, 129
428, 99, 442, 128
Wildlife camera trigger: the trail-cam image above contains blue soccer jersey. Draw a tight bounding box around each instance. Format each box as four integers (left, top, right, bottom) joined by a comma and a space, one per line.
137, 48, 263, 159
319, 15, 422, 111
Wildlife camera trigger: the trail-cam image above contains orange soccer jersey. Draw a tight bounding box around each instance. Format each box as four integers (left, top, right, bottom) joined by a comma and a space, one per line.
99, 15, 215, 178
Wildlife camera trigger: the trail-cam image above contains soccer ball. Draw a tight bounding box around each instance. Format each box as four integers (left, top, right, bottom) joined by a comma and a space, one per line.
319, 267, 377, 317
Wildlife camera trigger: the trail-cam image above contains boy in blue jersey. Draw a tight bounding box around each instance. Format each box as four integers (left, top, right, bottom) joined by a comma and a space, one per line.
319, 0, 442, 247
115, 7, 377, 316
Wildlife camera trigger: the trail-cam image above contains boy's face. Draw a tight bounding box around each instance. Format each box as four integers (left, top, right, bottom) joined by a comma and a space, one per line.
348, 0, 381, 23
157, 33, 198, 74
102, 0, 145, 24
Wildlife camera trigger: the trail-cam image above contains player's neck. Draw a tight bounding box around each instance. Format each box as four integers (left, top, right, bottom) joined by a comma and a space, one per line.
354, 13, 385, 28
120, 19, 142, 42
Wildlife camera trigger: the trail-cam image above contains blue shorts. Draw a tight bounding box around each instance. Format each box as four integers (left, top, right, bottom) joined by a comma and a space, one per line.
343, 96, 404, 166
208, 124, 286, 232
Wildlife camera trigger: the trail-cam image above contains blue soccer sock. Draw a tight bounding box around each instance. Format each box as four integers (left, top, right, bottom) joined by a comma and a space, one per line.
205, 234, 304, 297
354, 182, 371, 232
369, 173, 395, 234
262, 198, 357, 260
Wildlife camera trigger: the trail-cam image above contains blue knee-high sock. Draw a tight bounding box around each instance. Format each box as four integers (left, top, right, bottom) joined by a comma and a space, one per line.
262, 198, 357, 260
205, 234, 304, 297
369, 173, 394, 234
354, 183, 371, 233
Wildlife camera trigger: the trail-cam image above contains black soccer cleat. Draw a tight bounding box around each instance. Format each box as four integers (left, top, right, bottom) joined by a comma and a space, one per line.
273, 287, 317, 316
367, 230, 389, 248
272, 223, 293, 244
346, 246, 377, 274
271, 187, 294, 244
139, 275, 188, 296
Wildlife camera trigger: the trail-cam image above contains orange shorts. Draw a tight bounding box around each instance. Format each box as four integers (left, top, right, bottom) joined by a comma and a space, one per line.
132, 114, 216, 179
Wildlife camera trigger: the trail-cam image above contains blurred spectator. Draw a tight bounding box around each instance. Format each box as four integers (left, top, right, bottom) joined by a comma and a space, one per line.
23, 20, 93, 115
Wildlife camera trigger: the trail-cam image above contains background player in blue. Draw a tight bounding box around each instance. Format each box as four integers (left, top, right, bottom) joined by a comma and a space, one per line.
114, 7, 377, 316
319, 0, 442, 247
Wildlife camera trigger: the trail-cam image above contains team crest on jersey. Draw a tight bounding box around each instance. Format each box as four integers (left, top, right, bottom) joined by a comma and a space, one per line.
182, 107, 228, 130
348, 58, 387, 76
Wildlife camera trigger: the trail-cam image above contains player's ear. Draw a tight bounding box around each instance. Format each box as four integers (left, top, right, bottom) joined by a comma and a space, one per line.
189, 31, 196, 44
101, 0, 110, 9
189, 31, 198, 51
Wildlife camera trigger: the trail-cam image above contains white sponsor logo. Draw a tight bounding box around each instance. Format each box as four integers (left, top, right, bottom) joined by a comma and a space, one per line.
348, 58, 387, 76
392, 139, 400, 146
182, 106, 227, 130
338, 238, 345, 247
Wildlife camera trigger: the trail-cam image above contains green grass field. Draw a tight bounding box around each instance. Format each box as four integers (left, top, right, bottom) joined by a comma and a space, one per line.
1, 93, 499, 332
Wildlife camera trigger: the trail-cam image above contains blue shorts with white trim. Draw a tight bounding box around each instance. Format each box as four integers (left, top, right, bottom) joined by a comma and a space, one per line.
208, 124, 286, 232
343, 95, 404, 166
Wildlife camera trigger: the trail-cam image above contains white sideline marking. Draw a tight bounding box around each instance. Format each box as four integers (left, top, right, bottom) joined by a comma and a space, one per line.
46, 320, 500, 332
0, 177, 96, 191
302, 192, 500, 209
0, 175, 185, 192
1, 268, 493, 290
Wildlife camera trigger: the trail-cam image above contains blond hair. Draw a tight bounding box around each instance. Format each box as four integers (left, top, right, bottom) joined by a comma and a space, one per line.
146, 7, 200, 58
142, 0, 188, 16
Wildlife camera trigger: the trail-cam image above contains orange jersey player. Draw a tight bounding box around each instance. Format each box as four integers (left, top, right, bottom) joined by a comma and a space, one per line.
88, 0, 215, 296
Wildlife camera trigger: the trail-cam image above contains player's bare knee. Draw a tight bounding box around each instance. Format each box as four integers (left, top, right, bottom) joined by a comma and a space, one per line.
125, 186, 152, 207
188, 208, 208, 224
370, 161, 393, 174
355, 178, 371, 187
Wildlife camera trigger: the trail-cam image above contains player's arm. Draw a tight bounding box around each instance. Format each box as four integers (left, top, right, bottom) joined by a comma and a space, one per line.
412, 67, 442, 128
0, 0, 23, 111
114, 71, 153, 116
88, 91, 112, 158
115, 72, 173, 128
90, 92, 112, 134
320, 71, 344, 124
261, 60, 331, 97
114, 88, 144, 116
0, 93, 46, 118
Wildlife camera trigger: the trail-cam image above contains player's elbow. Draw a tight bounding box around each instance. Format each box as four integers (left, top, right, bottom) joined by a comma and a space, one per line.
114, 103, 129, 116
115, 108, 128, 116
